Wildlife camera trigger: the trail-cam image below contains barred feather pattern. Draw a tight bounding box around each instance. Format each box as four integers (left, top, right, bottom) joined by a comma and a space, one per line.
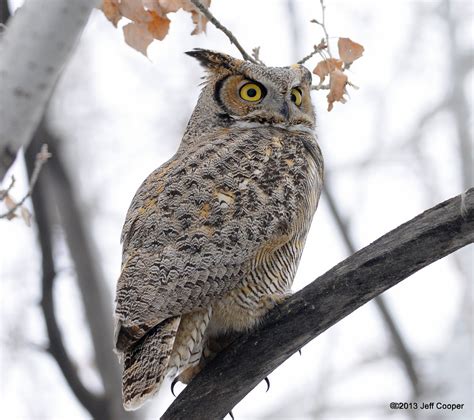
122, 316, 180, 410
167, 307, 213, 377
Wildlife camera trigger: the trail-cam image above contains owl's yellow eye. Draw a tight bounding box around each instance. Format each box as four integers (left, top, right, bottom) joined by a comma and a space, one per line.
239, 83, 263, 102
291, 88, 303, 106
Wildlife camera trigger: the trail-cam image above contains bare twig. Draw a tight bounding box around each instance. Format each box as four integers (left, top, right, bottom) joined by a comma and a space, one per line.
310, 0, 332, 60
347, 80, 359, 89
251, 47, 265, 65
0, 144, 51, 220
297, 40, 328, 64
311, 0, 332, 57
189, 0, 259, 64
311, 83, 330, 90
163, 189, 474, 419
0, 175, 15, 200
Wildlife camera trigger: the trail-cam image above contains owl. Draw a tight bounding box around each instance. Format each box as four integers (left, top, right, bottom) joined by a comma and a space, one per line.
114, 49, 324, 410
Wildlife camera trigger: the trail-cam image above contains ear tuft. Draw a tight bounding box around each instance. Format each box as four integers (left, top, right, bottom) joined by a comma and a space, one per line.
185, 48, 242, 70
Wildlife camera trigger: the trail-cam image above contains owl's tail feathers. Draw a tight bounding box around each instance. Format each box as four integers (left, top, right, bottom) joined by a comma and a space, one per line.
121, 316, 181, 411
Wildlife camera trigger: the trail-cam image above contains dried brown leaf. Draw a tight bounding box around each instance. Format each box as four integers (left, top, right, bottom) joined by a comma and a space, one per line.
102, 0, 122, 27
338, 38, 364, 65
190, 10, 208, 35
4, 194, 16, 211
327, 69, 348, 111
119, 0, 150, 22
158, 0, 211, 34
181, 0, 211, 13
147, 11, 171, 40
100, 0, 211, 55
143, 0, 165, 14
21, 206, 32, 227
158, 0, 187, 13
123, 22, 154, 56
313, 58, 343, 84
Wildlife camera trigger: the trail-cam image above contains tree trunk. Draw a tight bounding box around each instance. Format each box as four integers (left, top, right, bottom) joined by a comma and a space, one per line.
0, 0, 99, 180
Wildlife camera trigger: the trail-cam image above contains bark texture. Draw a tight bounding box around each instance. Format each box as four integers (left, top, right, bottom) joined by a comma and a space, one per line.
0, 0, 99, 180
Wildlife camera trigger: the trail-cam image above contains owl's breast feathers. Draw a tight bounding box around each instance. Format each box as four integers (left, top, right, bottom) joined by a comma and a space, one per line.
115, 127, 323, 352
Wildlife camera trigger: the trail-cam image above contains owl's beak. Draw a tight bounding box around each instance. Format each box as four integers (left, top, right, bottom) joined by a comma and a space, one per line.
280, 101, 290, 120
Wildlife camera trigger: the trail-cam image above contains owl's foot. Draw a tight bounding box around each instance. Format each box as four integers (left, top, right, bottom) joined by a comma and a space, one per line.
222, 379, 268, 419
170, 377, 179, 397
178, 364, 203, 384
170, 364, 203, 396
259, 292, 292, 312
264, 376, 270, 392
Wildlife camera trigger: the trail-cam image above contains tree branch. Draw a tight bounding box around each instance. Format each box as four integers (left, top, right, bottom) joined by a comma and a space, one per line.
24, 120, 136, 419
163, 189, 474, 419
323, 184, 421, 396
25, 137, 110, 420
0, 0, 10, 26
297, 42, 326, 65
37, 124, 133, 420
189, 0, 258, 64
311, 0, 332, 57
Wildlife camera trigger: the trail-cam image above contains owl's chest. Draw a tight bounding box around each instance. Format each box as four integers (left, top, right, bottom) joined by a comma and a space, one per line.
228, 129, 321, 224
208, 232, 307, 334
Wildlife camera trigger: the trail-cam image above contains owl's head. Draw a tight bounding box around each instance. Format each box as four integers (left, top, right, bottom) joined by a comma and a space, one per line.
186, 49, 316, 133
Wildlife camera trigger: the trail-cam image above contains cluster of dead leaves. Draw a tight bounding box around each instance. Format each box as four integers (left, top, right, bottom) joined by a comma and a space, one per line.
313, 38, 364, 111
101, 0, 210, 56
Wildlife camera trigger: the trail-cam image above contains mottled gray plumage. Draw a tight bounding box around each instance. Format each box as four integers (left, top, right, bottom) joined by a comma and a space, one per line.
114, 49, 324, 410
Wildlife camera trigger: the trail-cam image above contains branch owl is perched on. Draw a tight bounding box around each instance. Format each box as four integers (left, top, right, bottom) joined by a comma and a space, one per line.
115, 49, 324, 410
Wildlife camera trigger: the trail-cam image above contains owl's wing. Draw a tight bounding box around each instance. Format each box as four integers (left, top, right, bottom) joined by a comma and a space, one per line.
115, 129, 322, 351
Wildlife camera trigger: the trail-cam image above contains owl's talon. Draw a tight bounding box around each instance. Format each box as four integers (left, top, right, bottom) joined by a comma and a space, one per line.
171, 377, 179, 397
228, 409, 235, 419
298, 349, 302, 356
264, 376, 270, 392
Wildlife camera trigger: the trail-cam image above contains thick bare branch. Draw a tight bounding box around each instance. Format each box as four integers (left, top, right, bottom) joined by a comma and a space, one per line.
25, 138, 110, 420
163, 189, 474, 419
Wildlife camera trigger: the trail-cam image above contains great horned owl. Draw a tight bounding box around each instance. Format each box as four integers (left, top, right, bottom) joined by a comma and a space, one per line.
115, 49, 324, 410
